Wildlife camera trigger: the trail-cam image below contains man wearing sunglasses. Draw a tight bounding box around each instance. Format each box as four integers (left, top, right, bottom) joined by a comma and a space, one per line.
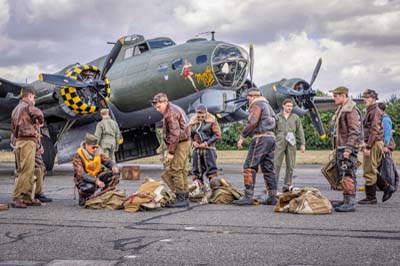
152, 93, 191, 208
72, 133, 119, 206
189, 104, 222, 203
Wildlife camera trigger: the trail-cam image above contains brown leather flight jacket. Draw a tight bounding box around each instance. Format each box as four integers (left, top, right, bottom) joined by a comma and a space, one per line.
162, 103, 190, 154
332, 99, 362, 153
363, 103, 384, 149
11, 99, 44, 142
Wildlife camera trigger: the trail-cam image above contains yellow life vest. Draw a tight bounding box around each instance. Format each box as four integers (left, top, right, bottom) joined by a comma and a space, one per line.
77, 148, 102, 177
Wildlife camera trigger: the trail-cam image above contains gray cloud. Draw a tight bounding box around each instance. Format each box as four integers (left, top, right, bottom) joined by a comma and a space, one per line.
0, 0, 399, 99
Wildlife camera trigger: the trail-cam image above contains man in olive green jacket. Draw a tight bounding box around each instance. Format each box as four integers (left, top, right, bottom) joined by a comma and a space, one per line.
95, 109, 121, 162
274, 99, 305, 192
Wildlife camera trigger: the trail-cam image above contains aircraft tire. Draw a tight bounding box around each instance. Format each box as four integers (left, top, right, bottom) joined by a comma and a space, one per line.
41, 134, 56, 171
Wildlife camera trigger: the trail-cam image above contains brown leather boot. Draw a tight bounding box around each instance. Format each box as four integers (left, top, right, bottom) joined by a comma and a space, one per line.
358, 185, 377, 204
10, 199, 27, 208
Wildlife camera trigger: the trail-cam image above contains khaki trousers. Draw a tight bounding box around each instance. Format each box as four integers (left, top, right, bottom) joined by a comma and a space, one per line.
34, 167, 45, 195
161, 140, 190, 193
363, 141, 384, 186
13, 140, 36, 201
103, 147, 116, 162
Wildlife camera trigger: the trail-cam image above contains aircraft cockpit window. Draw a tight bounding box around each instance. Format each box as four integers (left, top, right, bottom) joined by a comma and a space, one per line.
132, 43, 149, 56
196, 55, 207, 65
133, 46, 141, 56
212, 44, 249, 89
148, 39, 176, 50
124, 47, 134, 60
172, 59, 183, 70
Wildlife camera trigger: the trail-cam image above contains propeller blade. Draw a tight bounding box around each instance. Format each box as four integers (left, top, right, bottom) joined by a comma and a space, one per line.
101, 37, 125, 79
307, 100, 327, 139
38, 74, 87, 88
309, 58, 322, 88
249, 44, 254, 87
276, 84, 304, 97
292, 105, 309, 116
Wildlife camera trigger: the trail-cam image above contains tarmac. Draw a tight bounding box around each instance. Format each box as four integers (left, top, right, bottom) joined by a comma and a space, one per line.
0, 162, 399, 266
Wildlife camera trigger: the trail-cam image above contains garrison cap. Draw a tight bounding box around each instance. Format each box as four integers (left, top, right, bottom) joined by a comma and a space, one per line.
100, 108, 109, 116
247, 87, 261, 96
195, 104, 207, 113
151, 93, 168, 104
362, 89, 378, 100
85, 133, 98, 145
329, 86, 349, 94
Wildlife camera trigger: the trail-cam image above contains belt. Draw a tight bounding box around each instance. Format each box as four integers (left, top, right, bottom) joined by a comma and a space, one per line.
252, 132, 275, 139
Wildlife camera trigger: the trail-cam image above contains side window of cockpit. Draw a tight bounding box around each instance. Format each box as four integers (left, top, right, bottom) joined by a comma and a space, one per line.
124, 47, 134, 60
133, 46, 141, 56
172, 59, 183, 70
196, 55, 207, 65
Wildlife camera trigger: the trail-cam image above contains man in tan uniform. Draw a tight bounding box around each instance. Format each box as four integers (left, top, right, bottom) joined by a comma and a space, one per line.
152, 93, 190, 208
11, 87, 44, 208
94, 109, 121, 162
359, 89, 395, 204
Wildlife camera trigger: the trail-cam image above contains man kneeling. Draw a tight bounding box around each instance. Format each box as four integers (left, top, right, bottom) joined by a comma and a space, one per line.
73, 133, 119, 206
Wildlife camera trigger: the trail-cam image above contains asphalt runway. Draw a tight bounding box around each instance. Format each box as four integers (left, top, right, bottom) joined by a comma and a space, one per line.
0, 162, 399, 266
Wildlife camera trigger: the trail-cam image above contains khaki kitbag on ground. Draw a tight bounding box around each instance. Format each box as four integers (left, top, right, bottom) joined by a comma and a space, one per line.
209, 178, 243, 204
274, 187, 332, 214
85, 189, 126, 210
0, 204, 9, 211
124, 178, 174, 212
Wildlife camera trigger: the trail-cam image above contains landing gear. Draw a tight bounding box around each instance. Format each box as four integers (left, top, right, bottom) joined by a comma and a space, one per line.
41, 134, 56, 172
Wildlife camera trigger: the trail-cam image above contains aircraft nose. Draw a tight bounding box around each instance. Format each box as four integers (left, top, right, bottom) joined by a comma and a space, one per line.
211, 44, 249, 90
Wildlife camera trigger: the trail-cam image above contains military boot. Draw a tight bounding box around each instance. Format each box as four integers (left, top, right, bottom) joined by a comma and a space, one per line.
358, 185, 377, 205
232, 197, 254, 205
382, 185, 396, 202
165, 192, 189, 208
335, 195, 356, 212
330, 200, 344, 208
233, 187, 254, 206
78, 195, 86, 207
262, 190, 277, 205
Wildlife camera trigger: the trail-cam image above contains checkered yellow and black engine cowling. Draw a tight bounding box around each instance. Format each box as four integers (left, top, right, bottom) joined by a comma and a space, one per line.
60, 64, 111, 115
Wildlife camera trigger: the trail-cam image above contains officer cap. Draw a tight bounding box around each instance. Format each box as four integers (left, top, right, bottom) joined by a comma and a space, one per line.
195, 104, 207, 113
151, 93, 168, 104
85, 133, 98, 145
329, 86, 349, 94
247, 87, 261, 96
362, 89, 378, 100
100, 108, 109, 116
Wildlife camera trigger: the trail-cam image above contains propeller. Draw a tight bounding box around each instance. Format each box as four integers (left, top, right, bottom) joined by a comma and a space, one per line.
39, 37, 125, 118
249, 44, 254, 87
38, 74, 87, 88
275, 58, 326, 138
101, 37, 124, 80
275, 84, 304, 97
309, 58, 322, 88
305, 100, 326, 138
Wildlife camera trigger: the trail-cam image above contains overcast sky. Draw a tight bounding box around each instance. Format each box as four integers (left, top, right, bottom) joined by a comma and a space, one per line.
1, 0, 399, 99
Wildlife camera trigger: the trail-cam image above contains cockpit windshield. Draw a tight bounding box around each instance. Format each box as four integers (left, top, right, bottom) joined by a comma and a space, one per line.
148, 38, 176, 50
212, 44, 249, 89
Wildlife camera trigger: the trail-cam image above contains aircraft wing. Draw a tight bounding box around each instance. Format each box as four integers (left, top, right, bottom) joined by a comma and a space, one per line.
0, 77, 23, 97
313, 97, 363, 112
0, 77, 22, 130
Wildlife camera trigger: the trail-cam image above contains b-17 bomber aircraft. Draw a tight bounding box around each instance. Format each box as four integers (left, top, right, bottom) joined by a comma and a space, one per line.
0, 33, 251, 170
0, 33, 342, 171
